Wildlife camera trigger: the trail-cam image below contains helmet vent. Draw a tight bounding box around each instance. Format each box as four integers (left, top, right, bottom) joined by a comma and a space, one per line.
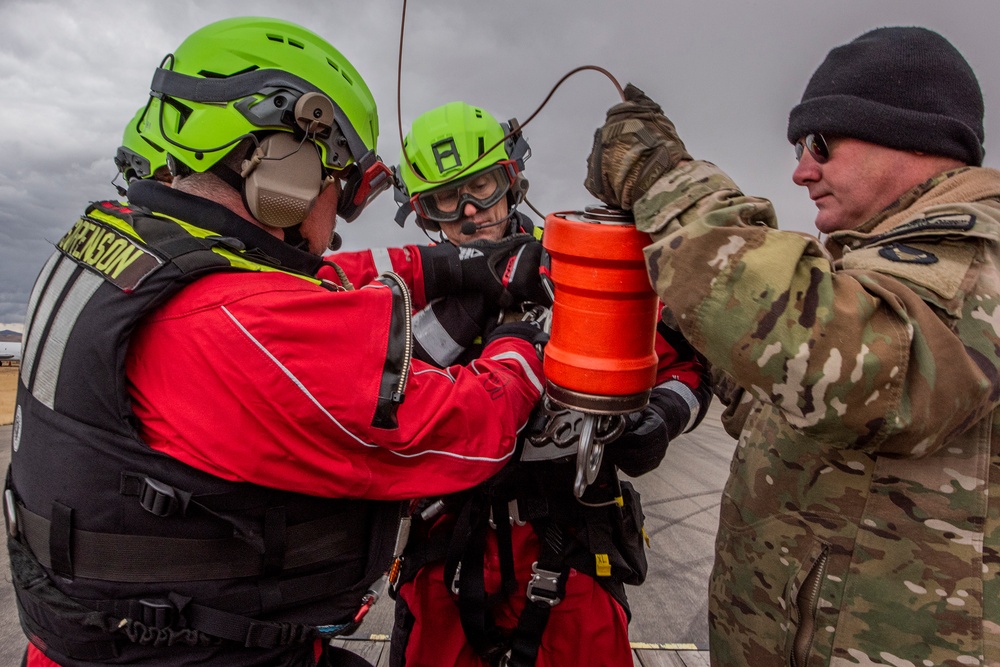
326, 58, 340, 72
478, 137, 485, 156
287, 38, 304, 50
266, 34, 284, 43
143, 137, 166, 153
165, 97, 193, 132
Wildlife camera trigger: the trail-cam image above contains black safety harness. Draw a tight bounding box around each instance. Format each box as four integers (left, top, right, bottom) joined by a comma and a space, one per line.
7, 185, 400, 666
394, 452, 648, 667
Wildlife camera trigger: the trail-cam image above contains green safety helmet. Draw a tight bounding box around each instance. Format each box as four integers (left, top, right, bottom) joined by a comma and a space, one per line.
393, 101, 530, 230
115, 106, 169, 186
141, 16, 391, 222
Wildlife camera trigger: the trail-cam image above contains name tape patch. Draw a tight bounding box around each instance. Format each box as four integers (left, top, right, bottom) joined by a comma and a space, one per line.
57, 217, 162, 291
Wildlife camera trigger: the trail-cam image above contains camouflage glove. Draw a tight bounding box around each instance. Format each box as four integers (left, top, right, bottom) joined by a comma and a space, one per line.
584, 83, 692, 210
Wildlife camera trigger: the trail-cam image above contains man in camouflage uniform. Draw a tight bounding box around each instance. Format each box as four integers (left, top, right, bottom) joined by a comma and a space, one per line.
584, 27, 1000, 667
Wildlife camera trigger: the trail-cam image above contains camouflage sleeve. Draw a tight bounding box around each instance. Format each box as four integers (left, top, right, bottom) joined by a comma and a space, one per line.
633, 160, 996, 456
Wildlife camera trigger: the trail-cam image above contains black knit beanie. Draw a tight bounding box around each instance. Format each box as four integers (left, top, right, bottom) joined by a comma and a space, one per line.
787, 27, 985, 166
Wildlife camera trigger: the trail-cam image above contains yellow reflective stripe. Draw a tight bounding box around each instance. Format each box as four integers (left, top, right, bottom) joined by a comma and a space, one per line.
92, 209, 322, 285
87, 208, 144, 240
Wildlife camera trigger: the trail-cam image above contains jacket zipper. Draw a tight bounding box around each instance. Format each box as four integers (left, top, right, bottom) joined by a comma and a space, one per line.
371, 271, 412, 429
791, 544, 829, 667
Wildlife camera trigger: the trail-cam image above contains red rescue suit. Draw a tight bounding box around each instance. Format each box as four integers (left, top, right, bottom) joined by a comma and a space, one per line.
23, 182, 544, 667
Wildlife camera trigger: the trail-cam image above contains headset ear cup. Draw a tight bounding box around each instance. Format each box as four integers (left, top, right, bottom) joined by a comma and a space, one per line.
511, 173, 529, 205
243, 133, 324, 228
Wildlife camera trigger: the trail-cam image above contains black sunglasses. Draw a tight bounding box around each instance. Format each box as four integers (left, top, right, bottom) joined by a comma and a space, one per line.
794, 133, 830, 164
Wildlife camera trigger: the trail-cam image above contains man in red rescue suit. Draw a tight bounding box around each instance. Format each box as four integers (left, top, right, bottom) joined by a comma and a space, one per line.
371, 101, 711, 667
7, 18, 552, 667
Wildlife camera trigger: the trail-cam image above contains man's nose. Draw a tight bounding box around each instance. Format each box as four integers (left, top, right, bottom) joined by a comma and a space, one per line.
463, 201, 478, 217
792, 153, 821, 186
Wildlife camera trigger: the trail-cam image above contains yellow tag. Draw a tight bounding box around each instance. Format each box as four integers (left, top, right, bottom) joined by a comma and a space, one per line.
614, 495, 624, 507
642, 527, 651, 548
595, 554, 611, 577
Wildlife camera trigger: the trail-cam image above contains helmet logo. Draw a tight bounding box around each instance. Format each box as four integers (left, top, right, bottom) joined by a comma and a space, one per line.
432, 137, 462, 173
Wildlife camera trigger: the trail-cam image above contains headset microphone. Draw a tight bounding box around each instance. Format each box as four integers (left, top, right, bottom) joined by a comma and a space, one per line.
328, 232, 343, 251
459, 207, 519, 236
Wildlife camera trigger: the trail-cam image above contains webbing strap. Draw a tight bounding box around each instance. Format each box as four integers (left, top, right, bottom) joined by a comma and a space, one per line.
449, 496, 510, 663
18, 503, 362, 582
48, 502, 73, 578
505, 522, 569, 667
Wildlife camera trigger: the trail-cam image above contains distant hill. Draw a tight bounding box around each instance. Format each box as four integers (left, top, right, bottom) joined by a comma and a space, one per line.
0, 331, 22, 343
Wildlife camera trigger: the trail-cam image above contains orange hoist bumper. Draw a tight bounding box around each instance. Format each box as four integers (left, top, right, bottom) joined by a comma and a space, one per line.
541, 207, 659, 415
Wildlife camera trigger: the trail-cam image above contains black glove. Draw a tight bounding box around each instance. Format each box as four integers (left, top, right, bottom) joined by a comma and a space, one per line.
485, 320, 549, 358
412, 293, 496, 366
608, 385, 692, 477
418, 234, 552, 309
584, 83, 692, 210
608, 407, 669, 478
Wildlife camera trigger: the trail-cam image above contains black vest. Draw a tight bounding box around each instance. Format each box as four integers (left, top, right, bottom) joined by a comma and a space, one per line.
6, 197, 399, 666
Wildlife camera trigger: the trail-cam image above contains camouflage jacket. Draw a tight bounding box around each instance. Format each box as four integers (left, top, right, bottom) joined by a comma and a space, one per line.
633, 162, 1000, 667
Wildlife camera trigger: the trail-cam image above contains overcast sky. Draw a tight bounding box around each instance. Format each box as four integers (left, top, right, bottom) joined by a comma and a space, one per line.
1, 0, 998, 332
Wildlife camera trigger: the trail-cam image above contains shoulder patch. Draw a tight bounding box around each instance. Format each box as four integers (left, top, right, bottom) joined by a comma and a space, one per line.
880, 213, 976, 241
842, 240, 976, 301
878, 242, 938, 264
57, 216, 163, 292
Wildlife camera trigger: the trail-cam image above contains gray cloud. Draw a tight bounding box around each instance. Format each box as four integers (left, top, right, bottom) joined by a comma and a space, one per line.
1, 0, 998, 330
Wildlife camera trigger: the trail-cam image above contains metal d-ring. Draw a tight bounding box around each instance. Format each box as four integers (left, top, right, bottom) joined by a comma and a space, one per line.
573, 414, 598, 498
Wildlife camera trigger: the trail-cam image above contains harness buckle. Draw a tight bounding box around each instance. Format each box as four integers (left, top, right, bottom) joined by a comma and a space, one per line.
525, 562, 562, 607
138, 478, 178, 517
138, 598, 176, 628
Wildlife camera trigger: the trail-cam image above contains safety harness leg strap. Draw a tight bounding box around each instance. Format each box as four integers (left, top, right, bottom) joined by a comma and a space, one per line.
448, 496, 510, 663
505, 522, 569, 667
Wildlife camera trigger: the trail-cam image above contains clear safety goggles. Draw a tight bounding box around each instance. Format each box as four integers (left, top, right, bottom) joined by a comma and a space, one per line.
411, 162, 518, 223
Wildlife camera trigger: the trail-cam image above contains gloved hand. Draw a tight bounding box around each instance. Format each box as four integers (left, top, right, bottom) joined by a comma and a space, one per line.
485, 319, 549, 359
584, 83, 692, 210
608, 385, 693, 477
412, 293, 496, 366
608, 407, 669, 478
419, 234, 552, 310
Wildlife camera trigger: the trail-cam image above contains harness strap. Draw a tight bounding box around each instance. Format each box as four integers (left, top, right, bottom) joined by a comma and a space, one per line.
17, 502, 363, 582
448, 494, 511, 664
89, 560, 373, 647
505, 521, 569, 667
492, 497, 519, 600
